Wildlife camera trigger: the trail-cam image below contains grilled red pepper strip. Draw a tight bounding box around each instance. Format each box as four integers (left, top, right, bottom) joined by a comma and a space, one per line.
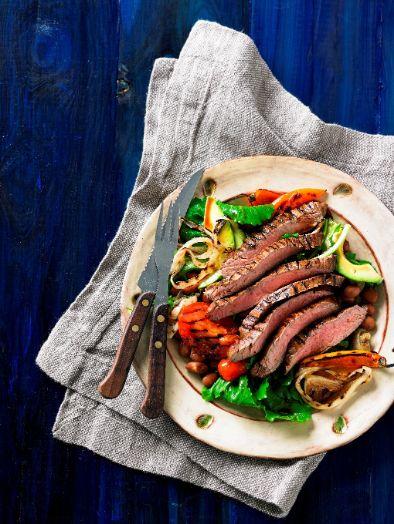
178, 302, 229, 339
191, 320, 228, 336
178, 320, 192, 338
273, 188, 327, 213
301, 350, 386, 369
180, 304, 209, 323
251, 189, 284, 205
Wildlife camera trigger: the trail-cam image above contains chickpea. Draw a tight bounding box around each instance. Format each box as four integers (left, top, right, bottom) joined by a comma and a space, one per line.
178, 342, 191, 358
362, 287, 378, 304
185, 362, 208, 375
342, 285, 361, 300
366, 304, 376, 316
190, 350, 205, 362
202, 372, 218, 387
362, 316, 376, 331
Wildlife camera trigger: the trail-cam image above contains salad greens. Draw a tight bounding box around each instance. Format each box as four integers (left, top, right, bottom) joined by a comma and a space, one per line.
185, 197, 207, 224
167, 295, 177, 309
217, 201, 275, 226
202, 370, 312, 422
321, 218, 341, 251
179, 197, 208, 242
174, 256, 202, 281
320, 218, 350, 258
184, 196, 274, 228
345, 251, 373, 267
282, 232, 299, 239
180, 223, 207, 242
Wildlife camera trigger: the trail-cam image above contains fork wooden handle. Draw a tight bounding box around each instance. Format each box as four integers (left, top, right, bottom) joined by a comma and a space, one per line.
98, 291, 155, 399
140, 302, 169, 419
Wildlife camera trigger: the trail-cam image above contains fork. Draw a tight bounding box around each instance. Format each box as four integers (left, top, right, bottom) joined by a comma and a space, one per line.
140, 201, 179, 418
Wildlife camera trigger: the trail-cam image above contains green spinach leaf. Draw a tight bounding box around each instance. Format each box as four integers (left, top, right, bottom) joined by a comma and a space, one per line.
201, 377, 230, 401
216, 201, 274, 226
224, 376, 260, 408
179, 223, 207, 242
201, 370, 312, 423
185, 197, 206, 224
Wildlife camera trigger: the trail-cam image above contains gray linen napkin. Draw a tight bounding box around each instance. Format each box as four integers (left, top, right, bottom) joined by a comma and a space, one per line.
37, 21, 394, 518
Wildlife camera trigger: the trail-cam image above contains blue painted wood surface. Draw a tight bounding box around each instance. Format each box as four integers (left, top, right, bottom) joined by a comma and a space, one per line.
1, 1, 393, 522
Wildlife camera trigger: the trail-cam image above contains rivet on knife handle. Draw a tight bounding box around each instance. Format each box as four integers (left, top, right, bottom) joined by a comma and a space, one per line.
140, 302, 169, 418
98, 291, 155, 399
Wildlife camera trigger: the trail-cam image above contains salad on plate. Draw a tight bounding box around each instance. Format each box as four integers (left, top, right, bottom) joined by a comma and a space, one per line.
167, 184, 385, 423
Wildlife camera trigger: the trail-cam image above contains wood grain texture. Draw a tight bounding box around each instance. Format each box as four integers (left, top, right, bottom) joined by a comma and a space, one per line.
98, 290, 155, 399
140, 302, 169, 419
1, 0, 393, 523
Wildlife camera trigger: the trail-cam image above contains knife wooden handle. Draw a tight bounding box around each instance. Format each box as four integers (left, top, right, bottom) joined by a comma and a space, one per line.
98, 291, 155, 399
140, 302, 169, 419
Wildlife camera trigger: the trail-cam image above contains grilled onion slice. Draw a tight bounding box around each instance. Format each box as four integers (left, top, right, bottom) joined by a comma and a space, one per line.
170, 237, 222, 291
295, 366, 372, 410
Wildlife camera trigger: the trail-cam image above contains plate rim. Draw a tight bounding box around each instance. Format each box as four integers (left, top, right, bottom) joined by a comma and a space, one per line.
121, 155, 394, 459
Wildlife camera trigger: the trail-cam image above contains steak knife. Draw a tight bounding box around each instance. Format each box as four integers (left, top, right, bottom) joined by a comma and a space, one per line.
98, 169, 204, 400
140, 168, 204, 418
98, 247, 157, 399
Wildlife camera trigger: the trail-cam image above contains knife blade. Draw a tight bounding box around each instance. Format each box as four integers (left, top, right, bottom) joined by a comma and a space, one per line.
177, 167, 205, 218
138, 167, 204, 294
140, 169, 204, 418
99, 169, 204, 401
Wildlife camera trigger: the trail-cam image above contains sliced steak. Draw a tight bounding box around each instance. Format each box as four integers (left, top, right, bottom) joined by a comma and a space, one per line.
228, 288, 334, 362
207, 256, 336, 321
222, 201, 327, 273
205, 229, 323, 301
285, 305, 368, 373
242, 273, 345, 330
251, 297, 340, 377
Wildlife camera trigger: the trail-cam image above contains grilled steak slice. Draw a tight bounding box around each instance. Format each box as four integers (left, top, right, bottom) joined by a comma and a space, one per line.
251, 297, 340, 377
228, 288, 334, 362
205, 229, 323, 301
242, 274, 345, 330
285, 305, 368, 373
222, 201, 327, 272
207, 256, 336, 321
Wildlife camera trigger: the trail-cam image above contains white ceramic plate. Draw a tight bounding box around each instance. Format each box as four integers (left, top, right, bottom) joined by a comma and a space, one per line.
121, 155, 394, 459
